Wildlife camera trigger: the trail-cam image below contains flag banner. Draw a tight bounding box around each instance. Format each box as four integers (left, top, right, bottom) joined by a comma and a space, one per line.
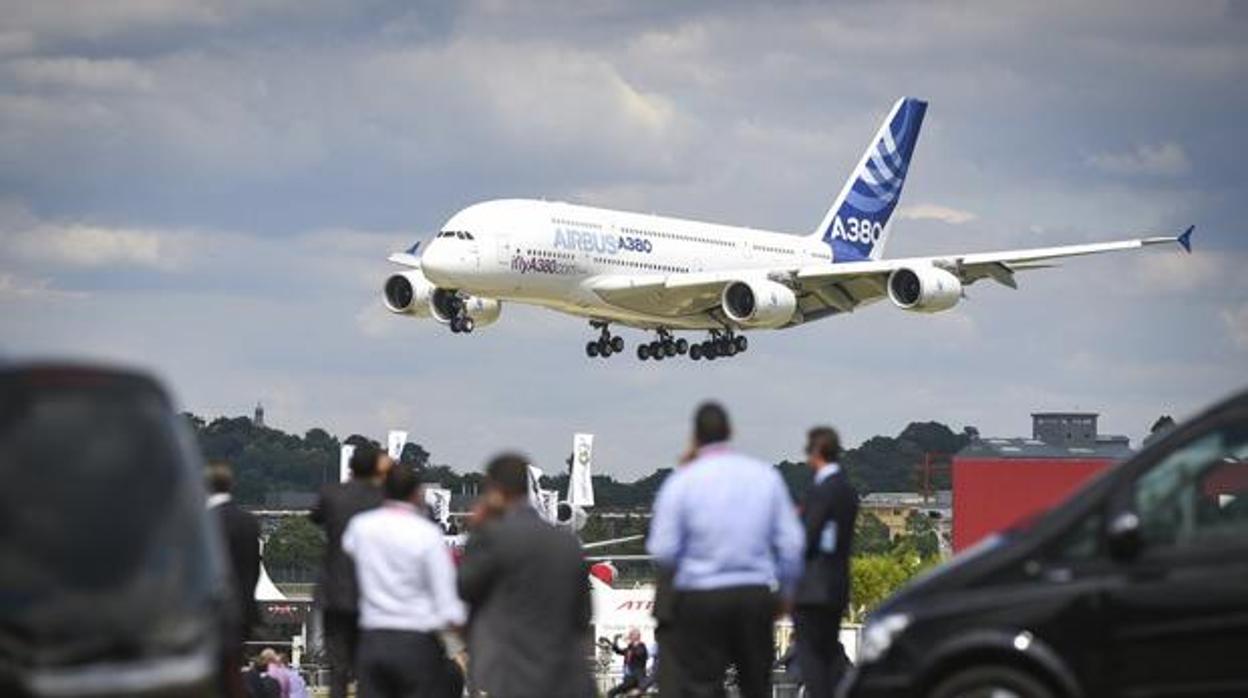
570, 433, 595, 507
387, 430, 408, 460
339, 444, 355, 483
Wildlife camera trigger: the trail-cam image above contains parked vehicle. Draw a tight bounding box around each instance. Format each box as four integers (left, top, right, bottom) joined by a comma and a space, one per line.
842, 388, 1248, 698
0, 364, 230, 697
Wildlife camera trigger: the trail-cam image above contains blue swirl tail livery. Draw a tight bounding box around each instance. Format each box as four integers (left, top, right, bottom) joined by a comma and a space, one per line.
812, 97, 928, 263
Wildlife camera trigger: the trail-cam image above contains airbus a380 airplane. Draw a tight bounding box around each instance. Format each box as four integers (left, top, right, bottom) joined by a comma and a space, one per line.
383, 97, 1193, 362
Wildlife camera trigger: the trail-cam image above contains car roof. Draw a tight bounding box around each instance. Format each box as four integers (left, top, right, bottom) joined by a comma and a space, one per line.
0, 362, 172, 406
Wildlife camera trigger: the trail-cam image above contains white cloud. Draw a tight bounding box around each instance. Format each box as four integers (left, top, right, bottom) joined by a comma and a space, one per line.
1087, 142, 1191, 177
3, 223, 181, 270
9, 57, 155, 92
897, 203, 977, 225
1222, 303, 1248, 350
0, 272, 87, 300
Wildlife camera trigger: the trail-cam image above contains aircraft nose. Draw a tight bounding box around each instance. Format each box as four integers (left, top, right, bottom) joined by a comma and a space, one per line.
421, 242, 460, 285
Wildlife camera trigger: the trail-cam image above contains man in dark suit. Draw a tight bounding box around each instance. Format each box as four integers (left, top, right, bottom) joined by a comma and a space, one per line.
458, 454, 593, 698
794, 426, 859, 698
310, 443, 389, 698
206, 463, 261, 649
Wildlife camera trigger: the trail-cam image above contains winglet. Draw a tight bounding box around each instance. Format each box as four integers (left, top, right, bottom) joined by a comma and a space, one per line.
1177, 225, 1194, 253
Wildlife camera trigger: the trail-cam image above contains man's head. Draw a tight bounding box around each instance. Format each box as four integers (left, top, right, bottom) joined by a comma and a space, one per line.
384, 465, 423, 504
693, 401, 731, 448
484, 453, 530, 507
259, 648, 279, 665
628, 627, 641, 644
806, 426, 842, 469
349, 443, 390, 481
205, 462, 233, 494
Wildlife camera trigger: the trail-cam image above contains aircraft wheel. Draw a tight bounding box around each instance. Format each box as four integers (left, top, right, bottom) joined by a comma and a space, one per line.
663, 340, 675, 357
734, 336, 748, 352
599, 339, 613, 357
675, 338, 689, 355
586, 341, 599, 358
637, 344, 650, 361
611, 336, 625, 353
724, 343, 737, 357
703, 341, 717, 359
689, 343, 702, 360
462, 317, 475, 333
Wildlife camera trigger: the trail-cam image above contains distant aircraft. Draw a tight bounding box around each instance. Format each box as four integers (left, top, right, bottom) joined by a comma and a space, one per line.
383, 97, 1193, 362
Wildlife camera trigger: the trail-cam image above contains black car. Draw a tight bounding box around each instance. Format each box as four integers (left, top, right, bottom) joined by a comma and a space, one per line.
0, 364, 230, 697
843, 388, 1248, 698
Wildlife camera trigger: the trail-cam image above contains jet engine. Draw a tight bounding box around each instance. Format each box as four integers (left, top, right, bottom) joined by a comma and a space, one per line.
721, 279, 798, 329
431, 290, 501, 329
887, 265, 962, 313
554, 502, 588, 531
383, 271, 501, 328
383, 270, 436, 317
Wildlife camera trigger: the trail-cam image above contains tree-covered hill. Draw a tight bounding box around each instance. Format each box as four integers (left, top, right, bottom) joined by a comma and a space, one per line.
185, 412, 974, 507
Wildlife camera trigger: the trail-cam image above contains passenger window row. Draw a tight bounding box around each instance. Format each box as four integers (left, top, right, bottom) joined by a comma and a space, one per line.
619, 226, 734, 249
592, 256, 689, 274
551, 218, 602, 230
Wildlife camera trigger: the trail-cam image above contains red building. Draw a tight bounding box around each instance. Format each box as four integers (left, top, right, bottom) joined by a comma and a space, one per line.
953, 412, 1132, 552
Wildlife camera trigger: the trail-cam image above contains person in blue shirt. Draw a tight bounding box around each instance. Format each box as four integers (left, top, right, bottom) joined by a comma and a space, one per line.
647, 402, 805, 698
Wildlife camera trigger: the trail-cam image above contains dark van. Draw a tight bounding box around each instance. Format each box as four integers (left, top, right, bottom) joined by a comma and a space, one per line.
843, 388, 1248, 698
0, 364, 230, 697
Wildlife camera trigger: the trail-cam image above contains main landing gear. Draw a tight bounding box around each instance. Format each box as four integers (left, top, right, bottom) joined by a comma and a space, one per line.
583, 323, 749, 362
636, 329, 688, 361
586, 322, 625, 359
687, 330, 748, 361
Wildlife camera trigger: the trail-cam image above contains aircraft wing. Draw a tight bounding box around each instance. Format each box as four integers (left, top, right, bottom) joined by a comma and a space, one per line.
590, 227, 1192, 318
387, 252, 422, 268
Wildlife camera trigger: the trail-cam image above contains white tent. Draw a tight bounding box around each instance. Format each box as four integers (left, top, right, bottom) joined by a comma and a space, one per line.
254, 558, 287, 602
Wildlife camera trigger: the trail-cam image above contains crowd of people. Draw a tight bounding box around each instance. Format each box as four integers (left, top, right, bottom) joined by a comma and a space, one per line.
207, 401, 860, 698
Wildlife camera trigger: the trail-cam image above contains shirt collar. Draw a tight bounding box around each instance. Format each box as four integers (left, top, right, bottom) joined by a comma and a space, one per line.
206, 493, 231, 509
814, 462, 841, 485
383, 500, 420, 514
696, 442, 732, 458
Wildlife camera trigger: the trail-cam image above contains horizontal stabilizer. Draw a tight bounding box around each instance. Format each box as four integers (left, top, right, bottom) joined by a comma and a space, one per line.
1177, 225, 1194, 253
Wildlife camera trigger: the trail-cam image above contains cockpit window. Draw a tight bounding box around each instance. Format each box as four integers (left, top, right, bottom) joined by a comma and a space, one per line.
465, 232, 475, 240
456, 231, 466, 240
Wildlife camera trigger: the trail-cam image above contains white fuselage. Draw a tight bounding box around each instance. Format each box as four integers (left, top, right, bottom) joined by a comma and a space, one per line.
420, 198, 833, 330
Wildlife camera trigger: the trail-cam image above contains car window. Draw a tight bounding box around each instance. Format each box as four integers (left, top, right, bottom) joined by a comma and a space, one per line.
1051, 508, 1103, 561
1133, 419, 1248, 549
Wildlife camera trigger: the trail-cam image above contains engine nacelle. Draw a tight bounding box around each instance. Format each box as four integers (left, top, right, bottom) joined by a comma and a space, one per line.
430, 288, 501, 329
383, 270, 435, 317
721, 279, 798, 329
887, 265, 962, 313
554, 502, 588, 532
461, 295, 501, 328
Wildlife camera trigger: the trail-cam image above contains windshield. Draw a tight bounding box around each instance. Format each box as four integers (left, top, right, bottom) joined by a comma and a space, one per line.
0, 374, 223, 667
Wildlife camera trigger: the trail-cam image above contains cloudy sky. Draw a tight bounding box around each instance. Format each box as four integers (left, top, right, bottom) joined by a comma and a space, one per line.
2, 1, 1245, 480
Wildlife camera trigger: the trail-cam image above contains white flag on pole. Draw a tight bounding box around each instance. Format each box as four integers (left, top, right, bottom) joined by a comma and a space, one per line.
423, 487, 452, 526
539, 490, 560, 522
569, 433, 595, 507
339, 444, 355, 483
386, 430, 408, 461
526, 465, 546, 518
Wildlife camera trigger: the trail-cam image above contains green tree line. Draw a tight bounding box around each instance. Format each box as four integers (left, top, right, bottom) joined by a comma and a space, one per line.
185, 412, 973, 507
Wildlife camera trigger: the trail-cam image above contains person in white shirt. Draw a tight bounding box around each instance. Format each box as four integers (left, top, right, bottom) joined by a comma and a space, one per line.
342, 466, 466, 698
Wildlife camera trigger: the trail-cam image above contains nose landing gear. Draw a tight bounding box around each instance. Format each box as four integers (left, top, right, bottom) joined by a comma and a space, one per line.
442, 294, 475, 334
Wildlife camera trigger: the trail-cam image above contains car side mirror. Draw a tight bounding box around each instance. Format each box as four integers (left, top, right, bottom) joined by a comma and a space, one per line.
1107, 511, 1142, 561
